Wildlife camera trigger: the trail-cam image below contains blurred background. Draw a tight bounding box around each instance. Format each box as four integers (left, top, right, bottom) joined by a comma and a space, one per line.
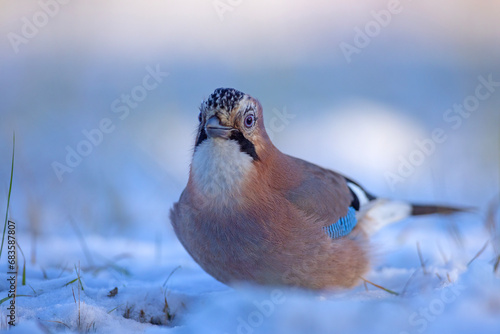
0, 0, 499, 243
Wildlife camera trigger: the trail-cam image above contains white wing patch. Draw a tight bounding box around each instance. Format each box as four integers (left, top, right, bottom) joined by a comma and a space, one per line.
358, 199, 412, 236
346, 181, 370, 208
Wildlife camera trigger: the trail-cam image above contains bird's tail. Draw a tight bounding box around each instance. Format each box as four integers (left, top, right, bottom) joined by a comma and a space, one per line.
410, 204, 467, 216
358, 199, 468, 236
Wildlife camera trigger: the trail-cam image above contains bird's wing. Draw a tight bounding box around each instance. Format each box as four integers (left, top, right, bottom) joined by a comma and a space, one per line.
284, 157, 359, 227
284, 157, 466, 238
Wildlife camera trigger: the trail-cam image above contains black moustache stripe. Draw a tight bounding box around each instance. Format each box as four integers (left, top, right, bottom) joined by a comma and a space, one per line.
195, 128, 208, 148
194, 129, 259, 161
229, 131, 260, 161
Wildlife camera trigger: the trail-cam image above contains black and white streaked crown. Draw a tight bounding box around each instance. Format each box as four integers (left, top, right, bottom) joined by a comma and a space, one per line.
200, 88, 245, 113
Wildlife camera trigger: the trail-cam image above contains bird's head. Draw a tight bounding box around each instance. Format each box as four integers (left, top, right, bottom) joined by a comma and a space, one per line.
189, 88, 277, 201
194, 88, 270, 162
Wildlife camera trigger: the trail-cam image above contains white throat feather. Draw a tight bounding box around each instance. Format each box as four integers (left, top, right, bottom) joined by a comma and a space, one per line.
191, 138, 254, 201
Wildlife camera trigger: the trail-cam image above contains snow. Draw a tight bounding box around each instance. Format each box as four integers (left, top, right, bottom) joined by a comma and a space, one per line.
1, 210, 499, 333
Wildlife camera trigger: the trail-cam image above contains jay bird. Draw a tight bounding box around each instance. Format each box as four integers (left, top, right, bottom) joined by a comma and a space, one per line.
170, 88, 462, 290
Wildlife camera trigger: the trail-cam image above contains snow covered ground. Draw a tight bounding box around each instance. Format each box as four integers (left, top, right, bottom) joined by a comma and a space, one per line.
1, 207, 499, 334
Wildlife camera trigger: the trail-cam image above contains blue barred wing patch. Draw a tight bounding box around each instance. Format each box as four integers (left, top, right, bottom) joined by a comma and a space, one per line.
323, 207, 357, 239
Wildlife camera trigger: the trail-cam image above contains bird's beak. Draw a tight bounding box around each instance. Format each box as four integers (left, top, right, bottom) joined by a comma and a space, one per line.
205, 116, 234, 139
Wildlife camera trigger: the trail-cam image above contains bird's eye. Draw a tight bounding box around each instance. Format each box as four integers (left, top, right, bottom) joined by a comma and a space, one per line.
244, 115, 255, 128
198, 113, 202, 123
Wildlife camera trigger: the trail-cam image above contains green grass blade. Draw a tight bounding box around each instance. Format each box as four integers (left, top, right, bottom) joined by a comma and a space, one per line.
107, 305, 123, 314
16, 241, 27, 285
63, 278, 79, 287
22, 263, 26, 286
0, 132, 15, 260
75, 264, 84, 291
0, 294, 31, 306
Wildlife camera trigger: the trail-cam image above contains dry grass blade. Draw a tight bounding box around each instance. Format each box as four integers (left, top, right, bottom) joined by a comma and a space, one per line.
360, 277, 400, 296
163, 296, 175, 322
437, 242, 448, 265
163, 266, 181, 288
448, 221, 464, 249
57, 263, 70, 278
447, 273, 452, 283
467, 241, 489, 267
44, 320, 71, 329
90, 257, 131, 277
27, 284, 37, 296
485, 195, 500, 272
41, 267, 48, 280
416, 242, 428, 275
484, 195, 499, 236
401, 268, 420, 297
69, 218, 94, 267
